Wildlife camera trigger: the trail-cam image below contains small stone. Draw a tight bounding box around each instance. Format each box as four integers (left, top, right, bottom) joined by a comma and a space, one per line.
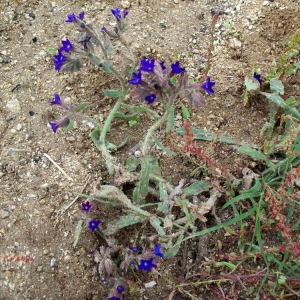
1, 210, 9, 219
66, 136, 75, 142
229, 38, 242, 49
174, 0, 179, 3
10, 129, 17, 134
6, 98, 21, 113
29, 12, 35, 18
144, 281, 157, 288
263, 1, 269, 5
16, 123, 22, 131
29, 111, 35, 116
134, 150, 141, 158
121, 0, 130, 8
32, 37, 37, 43
37, 266, 43, 272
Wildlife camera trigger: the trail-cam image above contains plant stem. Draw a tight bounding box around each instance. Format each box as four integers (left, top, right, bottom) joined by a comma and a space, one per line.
141, 108, 170, 156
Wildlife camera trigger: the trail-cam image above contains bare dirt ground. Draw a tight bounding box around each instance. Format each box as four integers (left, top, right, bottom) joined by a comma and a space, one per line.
0, 0, 300, 299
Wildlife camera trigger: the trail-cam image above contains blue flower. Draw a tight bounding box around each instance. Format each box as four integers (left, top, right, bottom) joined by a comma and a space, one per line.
111, 8, 121, 19
129, 246, 139, 253
253, 72, 262, 83
78, 11, 84, 20
52, 51, 66, 71
49, 122, 59, 133
128, 71, 142, 85
138, 258, 157, 272
122, 10, 129, 18
50, 94, 61, 105
66, 12, 76, 23
160, 61, 166, 70
139, 59, 155, 72
116, 285, 125, 293
60, 39, 73, 52
88, 220, 101, 232
201, 76, 215, 94
145, 94, 156, 104
171, 61, 185, 74
109, 297, 120, 300
101, 26, 107, 33
82, 201, 91, 212
154, 244, 164, 258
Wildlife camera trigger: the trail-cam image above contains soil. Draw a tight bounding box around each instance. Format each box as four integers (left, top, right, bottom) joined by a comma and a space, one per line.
0, 0, 300, 299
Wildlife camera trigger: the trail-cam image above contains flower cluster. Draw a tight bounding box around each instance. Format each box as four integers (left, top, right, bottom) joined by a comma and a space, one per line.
52, 39, 74, 71
128, 57, 215, 107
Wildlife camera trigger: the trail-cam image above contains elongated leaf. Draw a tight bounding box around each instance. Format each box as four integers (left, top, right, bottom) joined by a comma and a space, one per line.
73, 220, 84, 248
101, 60, 112, 73
65, 119, 74, 131
177, 206, 256, 244
260, 92, 286, 108
181, 105, 190, 119
221, 192, 261, 210
183, 180, 211, 196
106, 137, 128, 151
157, 181, 168, 213
137, 157, 152, 200
74, 102, 90, 112
150, 217, 165, 236
270, 79, 284, 95
294, 62, 300, 69
235, 145, 266, 160
103, 89, 120, 99
152, 136, 176, 156
91, 129, 101, 147
48, 48, 58, 55
166, 107, 174, 133
164, 234, 184, 259
102, 214, 144, 235
114, 112, 138, 120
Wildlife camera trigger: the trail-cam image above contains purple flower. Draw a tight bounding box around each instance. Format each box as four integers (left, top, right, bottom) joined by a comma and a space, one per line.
52, 50, 66, 71
139, 59, 155, 72
171, 61, 185, 74
154, 244, 164, 258
49, 122, 59, 133
145, 94, 156, 104
60, 39, 73, 52
78, 11, 84, 20
116, 285, 124, 293
129, 246, 139, 253
122, 10, 129, 18
201, 76, 215, 94
50, 94, 61, 105
101, 26, 107, 33
253, 72, 262, 83
138, 258, 157, 271
109, 297, 120, 300
82, 201, 91, 212
159, 61, 166, 70
66, 12, 76, 22
111, 8, 121, 19
88, 220, 101, 232
128, 71, 142, 85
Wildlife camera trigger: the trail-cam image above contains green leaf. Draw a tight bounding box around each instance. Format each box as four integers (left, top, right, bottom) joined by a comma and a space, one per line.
181, 105, 190, 119
136, 157, 152, 201
48, 48, 58, 55
177, 206, 257, 244
102, 214, 144, 235
101, 60, 112, 73
233, 32, 240, 37
128, 119, 138, 127
183, 180, 211, 196
166, 107, 174, 133
169, 77, 176, 85
286, 48, 299, 58
106, 137, 129, 151
88, 53, 101, 65
74, 102, 90, 112
260, 92, 286, 108
294, 62, 300, 69
270, 79, 284, 95
157, 181, 169, 214
65, 119, 74, 131
221, 191, 261, 210
150, 218, 165, 236
103, 89, 120, 98
152, 136, 176, 156
235, 145, 266, 160
164, 234, 184, 259
73, 220, 84, 248
91, 129, 101, 148
114, 112, 138, 120
245, 75, 260, 92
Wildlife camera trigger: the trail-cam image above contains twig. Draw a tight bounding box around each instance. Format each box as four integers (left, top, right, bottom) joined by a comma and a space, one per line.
43, 153, 73, 181
65, 176, 90, 210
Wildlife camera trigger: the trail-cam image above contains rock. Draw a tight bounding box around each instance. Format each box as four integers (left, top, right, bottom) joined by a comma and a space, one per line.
229, 38, 242, 49
6, 98, 21, 113
16, 123, 22, 131
174, 0, 179, 3
121, 0, 130, 8
66, 136, 75, 142
29, 12, 35, 19
1, 210, 10, 219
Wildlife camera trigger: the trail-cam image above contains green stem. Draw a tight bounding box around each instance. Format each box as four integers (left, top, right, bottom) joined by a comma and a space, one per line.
141, 108, 170, 156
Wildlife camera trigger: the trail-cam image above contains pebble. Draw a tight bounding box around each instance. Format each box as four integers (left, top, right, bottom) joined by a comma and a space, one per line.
134, 150, 141, 158
16, 123, 22, 131
144, 281, 157, 288
174, 0, 179, 3
121, 0, 130, 9
29, 12, 35, 19
66, 136, 75, 142
6, 98, 21, 113
1, 210, 10, 219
